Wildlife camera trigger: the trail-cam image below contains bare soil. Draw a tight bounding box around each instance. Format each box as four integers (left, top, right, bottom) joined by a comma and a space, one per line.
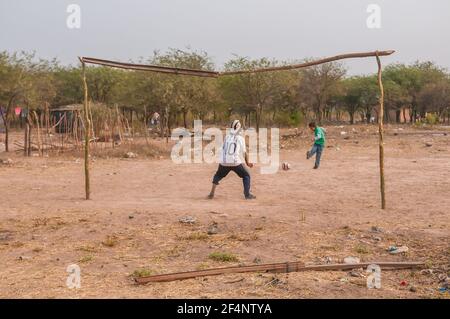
0, 125, 449, 298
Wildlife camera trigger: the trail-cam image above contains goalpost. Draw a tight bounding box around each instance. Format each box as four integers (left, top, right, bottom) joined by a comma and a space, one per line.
79, 49, 394, 208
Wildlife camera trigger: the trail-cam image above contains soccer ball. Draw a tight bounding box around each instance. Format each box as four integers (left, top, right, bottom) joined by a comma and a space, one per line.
282, 162, 291, 170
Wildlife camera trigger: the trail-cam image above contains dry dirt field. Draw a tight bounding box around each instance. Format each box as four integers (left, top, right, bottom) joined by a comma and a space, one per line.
0, 124, 449, 299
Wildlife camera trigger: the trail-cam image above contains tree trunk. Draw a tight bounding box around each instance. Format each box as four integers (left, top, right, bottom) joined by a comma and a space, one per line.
256, 104, 263, 133
1, 111, 8, 152
316, 110, 322, 123
366, 111, 371, 124
395, 110, 401, 123
5, 122, 9, 152
316, 97, 323, 124
143, 105, 148, 128
384, 107, 390, 123
183, 110, 187, 128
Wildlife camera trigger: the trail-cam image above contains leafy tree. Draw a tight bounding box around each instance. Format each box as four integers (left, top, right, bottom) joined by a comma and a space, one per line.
0, 51, 43, 151
219, 56, 288, 131
384, 62, 447, 122
418, 78, 450, 122
298, 61, 346, 123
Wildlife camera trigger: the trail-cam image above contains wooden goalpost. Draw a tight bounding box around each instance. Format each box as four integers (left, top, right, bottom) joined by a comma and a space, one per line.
79, 49, 394, 209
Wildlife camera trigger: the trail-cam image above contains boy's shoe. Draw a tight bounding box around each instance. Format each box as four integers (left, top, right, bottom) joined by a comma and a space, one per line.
313, 165, 319, 169
245, 194, 256, 200
306, 151, 311, 160
207, 193, 214, 199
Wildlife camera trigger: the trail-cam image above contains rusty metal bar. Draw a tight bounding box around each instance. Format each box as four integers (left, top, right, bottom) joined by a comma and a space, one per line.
134, 261, 423, 284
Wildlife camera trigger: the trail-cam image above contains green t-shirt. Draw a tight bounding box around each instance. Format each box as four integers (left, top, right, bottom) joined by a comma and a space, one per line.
314, 127, 325, 145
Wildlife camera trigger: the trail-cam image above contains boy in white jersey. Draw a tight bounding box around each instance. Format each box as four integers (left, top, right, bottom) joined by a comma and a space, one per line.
208, 120, 256, 200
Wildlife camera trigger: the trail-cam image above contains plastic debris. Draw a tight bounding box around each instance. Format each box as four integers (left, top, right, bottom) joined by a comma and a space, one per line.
179, 216, 197, 224
388, 245, 409, 254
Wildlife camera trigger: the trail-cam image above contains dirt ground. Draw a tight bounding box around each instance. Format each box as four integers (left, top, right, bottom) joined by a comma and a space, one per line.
0, 124, 449, 299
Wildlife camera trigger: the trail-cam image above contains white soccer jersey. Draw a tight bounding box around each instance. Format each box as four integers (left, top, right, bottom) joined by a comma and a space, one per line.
220, 133, 246, 166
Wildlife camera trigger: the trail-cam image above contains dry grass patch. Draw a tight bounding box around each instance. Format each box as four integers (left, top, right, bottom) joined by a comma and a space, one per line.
77, 245, 99, 253
179, 232, 209, 241
79, 255, 94, 263
132, 268, 153, 278
102, 235, 119, 247
208, 252, 239, 262
354, 244, 370, 254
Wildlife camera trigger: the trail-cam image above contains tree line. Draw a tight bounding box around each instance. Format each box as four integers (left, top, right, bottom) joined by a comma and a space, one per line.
1, 49, 450, 150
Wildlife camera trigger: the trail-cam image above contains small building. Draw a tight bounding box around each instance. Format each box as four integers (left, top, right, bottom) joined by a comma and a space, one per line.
50, 104, 83, 133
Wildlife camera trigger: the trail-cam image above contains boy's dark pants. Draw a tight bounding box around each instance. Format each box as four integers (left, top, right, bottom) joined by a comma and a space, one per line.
309, 144, 324, 167
212, 164, 251, 197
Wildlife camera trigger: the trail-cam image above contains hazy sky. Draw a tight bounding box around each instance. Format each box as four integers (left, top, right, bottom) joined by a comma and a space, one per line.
1, 0, 449, 75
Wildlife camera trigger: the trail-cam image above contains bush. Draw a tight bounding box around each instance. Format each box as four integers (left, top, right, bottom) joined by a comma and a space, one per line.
274, 111, 303, 127
425, 113, 439, 125
288, 111, 302, 127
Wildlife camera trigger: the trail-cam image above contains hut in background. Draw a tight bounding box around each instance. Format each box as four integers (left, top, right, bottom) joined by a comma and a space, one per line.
50, 104, 83, 134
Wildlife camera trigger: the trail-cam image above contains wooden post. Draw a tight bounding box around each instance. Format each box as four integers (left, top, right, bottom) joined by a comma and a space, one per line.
27, 115, 32, 157
45, 102, 50, 135
376, 52, 386, 209
143, 105, 149, 146
24, 115, 28, 156
82, 62, 91, 200
33, 111, 42, 156
165, 107, 169, 144
115, 104, 123, 143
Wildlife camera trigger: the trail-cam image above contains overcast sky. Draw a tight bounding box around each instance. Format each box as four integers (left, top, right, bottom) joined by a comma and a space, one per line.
1, 0, 449, 75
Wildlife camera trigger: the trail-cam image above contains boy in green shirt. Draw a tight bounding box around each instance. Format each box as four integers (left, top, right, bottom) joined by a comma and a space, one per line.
306, 122, 325, 169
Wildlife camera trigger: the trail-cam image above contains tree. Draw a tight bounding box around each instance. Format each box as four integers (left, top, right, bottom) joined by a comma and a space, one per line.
114, 48, 218, 134
341, 77, 362, 124
418, 79, 450, 123
219, 56, 287, 131
0, 51, 40, 151
86, 66, 121, 104
383, 79, 410, 123
299, 61, 346, 123
384, 62, 447, 122
52, 66, 84, 106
